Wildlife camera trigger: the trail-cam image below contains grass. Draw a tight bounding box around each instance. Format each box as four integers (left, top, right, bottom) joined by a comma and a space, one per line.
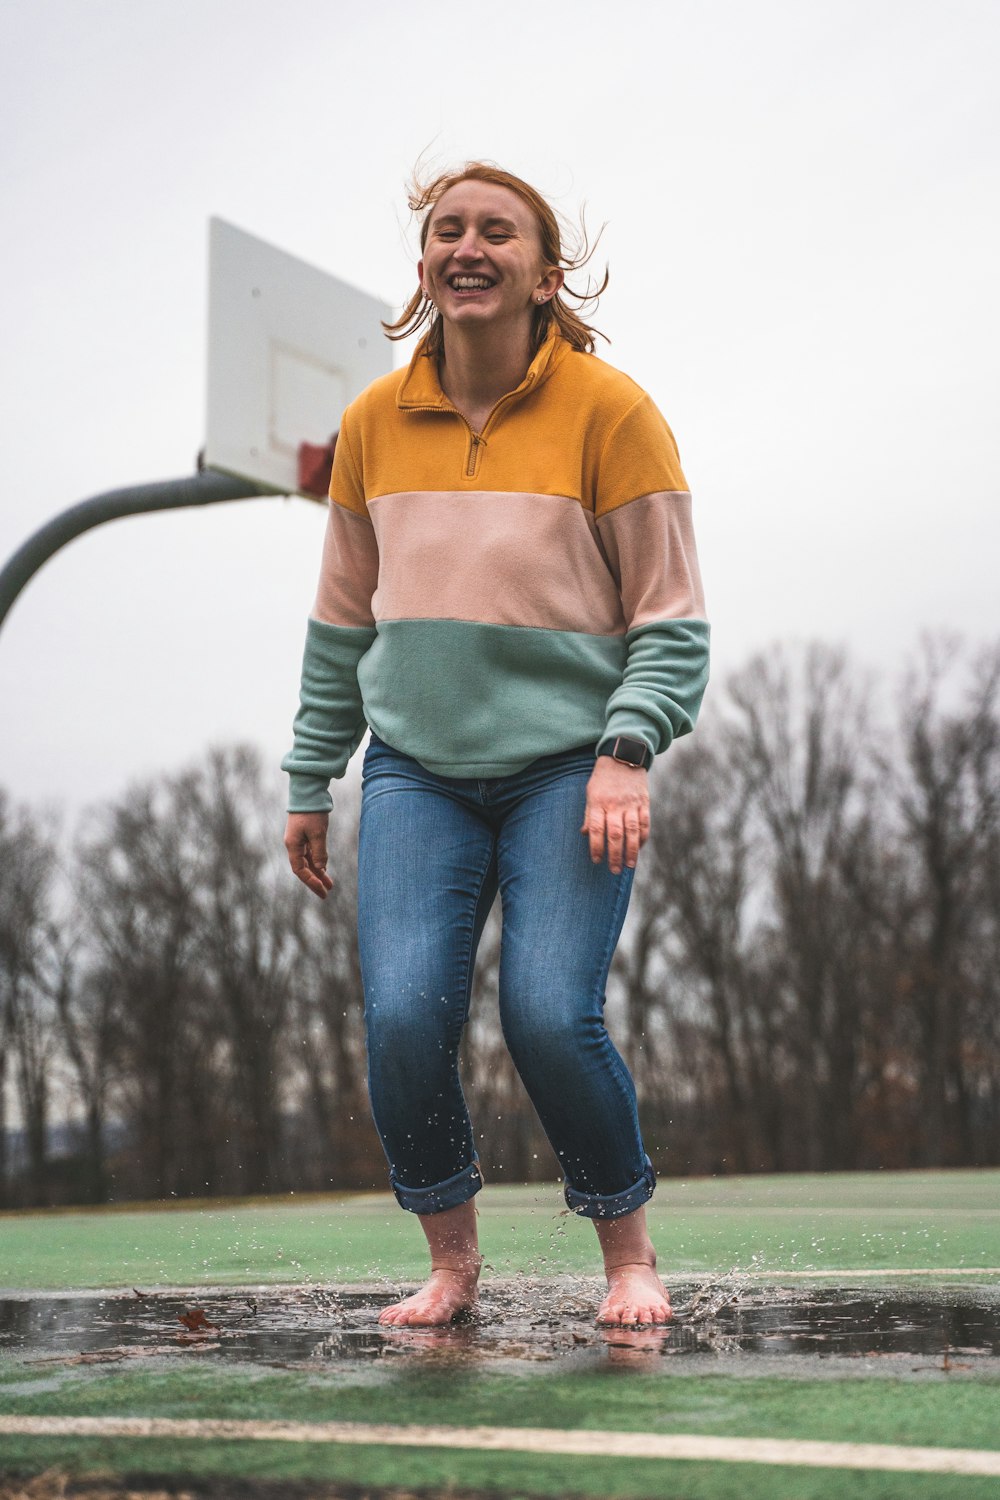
2, 1365, 1000, 1498
3, 1360, 1000, 1446
1, 1172, 998, 1292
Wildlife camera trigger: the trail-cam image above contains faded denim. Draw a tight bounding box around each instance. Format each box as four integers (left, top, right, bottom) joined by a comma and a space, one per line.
356, 731, 655, 1220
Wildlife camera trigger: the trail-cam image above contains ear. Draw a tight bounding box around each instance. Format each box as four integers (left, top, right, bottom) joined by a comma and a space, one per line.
535, 266, 565, 303
417, 259, 428, 296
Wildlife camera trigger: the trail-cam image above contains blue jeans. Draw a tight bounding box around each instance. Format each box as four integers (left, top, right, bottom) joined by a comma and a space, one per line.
356, 731, 655, 1220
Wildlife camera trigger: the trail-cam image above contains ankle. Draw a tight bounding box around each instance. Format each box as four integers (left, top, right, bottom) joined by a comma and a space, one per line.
430, 1251, 483, 1278
602, 1238, 657, 1273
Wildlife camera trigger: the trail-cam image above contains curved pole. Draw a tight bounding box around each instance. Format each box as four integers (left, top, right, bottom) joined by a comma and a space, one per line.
0, 469, 283, 637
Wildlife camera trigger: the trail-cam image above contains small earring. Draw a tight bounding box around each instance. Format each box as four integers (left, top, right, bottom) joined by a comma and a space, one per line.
536, 295, 545, 304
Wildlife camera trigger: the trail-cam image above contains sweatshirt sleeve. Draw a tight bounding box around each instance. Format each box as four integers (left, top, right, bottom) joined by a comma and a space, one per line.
281, 413, 378, 812
595, 393, 710, 758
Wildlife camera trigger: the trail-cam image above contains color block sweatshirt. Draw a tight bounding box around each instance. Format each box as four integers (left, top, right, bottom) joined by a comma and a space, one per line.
282, 328, 709, 813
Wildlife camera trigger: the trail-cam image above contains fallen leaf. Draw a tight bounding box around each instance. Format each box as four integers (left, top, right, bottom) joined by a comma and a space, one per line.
177, 1307, 219, 1333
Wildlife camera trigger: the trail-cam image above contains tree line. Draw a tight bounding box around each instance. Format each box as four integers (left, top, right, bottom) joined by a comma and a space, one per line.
1, 638, 998, 1208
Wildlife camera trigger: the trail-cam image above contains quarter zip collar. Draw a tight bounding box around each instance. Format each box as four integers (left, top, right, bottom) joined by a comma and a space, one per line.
397, 324, 570, 413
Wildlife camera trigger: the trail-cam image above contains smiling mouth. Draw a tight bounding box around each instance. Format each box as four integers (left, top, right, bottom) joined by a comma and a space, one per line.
448, 275, 496, 291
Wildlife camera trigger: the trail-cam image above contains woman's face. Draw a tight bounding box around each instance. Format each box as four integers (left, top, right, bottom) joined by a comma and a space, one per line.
418, 179, 563, 336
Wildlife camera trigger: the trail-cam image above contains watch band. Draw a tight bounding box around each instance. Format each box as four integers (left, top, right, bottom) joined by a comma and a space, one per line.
597, 735, 652, 770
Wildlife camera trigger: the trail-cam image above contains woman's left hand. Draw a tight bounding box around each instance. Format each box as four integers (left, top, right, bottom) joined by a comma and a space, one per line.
581, 758, 651, 874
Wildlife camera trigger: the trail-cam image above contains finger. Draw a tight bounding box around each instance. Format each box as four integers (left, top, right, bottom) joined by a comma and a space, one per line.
306, 831, 328, 866
290, 853, 318, 890
289, 846, 329, 899
605, 813, 625, 874
303, 869, 329, 899
585, 805, 605, 864
306, 835, 333, 891
623, 814, 642, 869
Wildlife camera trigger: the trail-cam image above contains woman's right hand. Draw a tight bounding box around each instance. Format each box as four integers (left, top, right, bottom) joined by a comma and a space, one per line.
284, 812, 334, 899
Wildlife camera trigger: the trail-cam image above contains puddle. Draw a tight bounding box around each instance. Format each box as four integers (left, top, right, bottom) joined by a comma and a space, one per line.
2, 1279, 999, 1372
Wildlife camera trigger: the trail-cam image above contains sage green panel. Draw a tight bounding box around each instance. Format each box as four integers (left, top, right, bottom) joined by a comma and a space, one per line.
603, 616, 711, 753
281, 617, 375, 812
358, 618, 627, 777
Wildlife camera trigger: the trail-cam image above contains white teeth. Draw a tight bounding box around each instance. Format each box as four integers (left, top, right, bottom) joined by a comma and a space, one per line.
450, 276, 494, 289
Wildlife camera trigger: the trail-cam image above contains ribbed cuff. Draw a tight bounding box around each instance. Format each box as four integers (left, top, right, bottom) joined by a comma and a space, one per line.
286, 773, 333, 814
600, 714, 661, 759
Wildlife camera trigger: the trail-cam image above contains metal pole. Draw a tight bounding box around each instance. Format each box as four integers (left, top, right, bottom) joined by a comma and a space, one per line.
0, 469, 282, 638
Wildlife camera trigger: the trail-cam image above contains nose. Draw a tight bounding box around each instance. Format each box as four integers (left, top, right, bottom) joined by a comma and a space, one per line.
453, 229, 483, 262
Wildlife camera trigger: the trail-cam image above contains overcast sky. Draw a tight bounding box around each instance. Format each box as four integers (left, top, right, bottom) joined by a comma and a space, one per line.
1, 0, 997, 818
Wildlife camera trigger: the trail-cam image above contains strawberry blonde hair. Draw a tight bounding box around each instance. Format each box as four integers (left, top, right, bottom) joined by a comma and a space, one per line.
383, 161, 608, 357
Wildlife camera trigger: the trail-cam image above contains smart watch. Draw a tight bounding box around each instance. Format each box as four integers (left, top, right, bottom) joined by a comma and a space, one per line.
597, 735, 652, 770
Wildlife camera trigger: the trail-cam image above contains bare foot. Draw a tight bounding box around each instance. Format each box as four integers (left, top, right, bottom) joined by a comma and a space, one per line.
596, 1262, 672, 1326
378, 1266, 480, 1327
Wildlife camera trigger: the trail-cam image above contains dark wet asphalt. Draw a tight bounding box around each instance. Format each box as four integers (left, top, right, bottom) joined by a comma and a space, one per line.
2, 1278, 999, 1372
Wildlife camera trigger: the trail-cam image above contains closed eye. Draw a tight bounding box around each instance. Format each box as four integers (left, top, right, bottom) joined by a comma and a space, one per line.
433, 229, 511, 243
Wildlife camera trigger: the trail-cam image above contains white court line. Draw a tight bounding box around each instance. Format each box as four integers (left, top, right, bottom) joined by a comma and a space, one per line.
739, 1267, 1000, 1278
1, 1415, 999, 1476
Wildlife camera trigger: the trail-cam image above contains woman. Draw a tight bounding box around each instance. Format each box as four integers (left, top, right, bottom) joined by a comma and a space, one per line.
283, 162, 709, 1328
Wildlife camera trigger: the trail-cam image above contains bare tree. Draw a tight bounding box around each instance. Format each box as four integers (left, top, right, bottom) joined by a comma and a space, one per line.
723, 645, 885, 1168
178, 747, 301, 1194
76, 774, 219, 1198
278, 800, 380, 1189
632, 733, 764, 1172
48, 922, 115, 1202
896, 639, 1000, 1164
0, 794, 62, 1205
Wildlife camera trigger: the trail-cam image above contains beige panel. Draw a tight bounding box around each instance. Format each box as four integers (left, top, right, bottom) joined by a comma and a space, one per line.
312, 499, 379, 627
367, 490, 627, 635
597, 491, 707, 628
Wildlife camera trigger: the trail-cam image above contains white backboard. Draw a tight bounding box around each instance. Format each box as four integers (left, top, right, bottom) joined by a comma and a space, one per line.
205, 218, 392, 494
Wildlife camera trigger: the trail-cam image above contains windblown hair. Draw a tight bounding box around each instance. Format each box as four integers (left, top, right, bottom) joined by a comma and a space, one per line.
383, 161, 608, 357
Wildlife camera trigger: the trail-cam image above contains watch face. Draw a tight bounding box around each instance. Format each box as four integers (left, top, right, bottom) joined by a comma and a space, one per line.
614, 737, 647, 767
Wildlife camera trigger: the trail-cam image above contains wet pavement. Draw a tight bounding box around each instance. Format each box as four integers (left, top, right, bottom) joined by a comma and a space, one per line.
2, 1278, 999, 1374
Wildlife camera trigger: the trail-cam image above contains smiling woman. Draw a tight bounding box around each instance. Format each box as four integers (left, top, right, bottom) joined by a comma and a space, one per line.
281, 160, 710, 1334
384, 161, 609, 360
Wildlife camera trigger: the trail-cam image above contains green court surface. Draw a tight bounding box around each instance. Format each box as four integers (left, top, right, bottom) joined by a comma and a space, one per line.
2, 1170, 998, 1291
1, 1171, 999, 1499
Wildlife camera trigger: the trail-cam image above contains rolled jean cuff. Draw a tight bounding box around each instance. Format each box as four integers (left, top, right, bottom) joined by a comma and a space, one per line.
389, 1156, 484, 1215
563, 1154, 656, 1220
